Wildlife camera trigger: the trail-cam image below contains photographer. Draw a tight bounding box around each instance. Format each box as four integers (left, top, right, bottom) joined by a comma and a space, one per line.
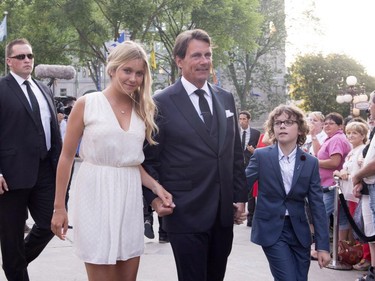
55, 97, 75, 140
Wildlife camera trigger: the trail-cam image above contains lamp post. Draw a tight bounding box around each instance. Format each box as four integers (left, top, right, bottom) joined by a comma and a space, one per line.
336, 75, 368, 116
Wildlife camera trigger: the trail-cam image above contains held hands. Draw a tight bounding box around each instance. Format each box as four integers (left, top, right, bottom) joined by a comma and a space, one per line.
151, 185, 176, 217
51, 209, 69, 240
0, 175, 9, 195
233, 203, 246, 225
152, 185, 175, 209
151, 197, 175, 217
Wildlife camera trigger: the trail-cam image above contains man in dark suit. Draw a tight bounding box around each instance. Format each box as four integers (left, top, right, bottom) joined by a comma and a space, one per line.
245, 105, 330, 280
238, 110, 260, 227
143, 29, 247, 281
0, 38, 62, 281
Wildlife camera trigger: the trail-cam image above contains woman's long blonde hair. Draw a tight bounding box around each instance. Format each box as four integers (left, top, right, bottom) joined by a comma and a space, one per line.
106, 41, 158, 145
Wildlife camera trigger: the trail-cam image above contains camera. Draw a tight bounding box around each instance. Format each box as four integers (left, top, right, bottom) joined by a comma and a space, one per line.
55, 96, 76, 118
57, 105, 72, 116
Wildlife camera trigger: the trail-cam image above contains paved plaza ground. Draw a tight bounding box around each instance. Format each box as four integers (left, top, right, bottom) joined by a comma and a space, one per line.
0, 161, 363, 280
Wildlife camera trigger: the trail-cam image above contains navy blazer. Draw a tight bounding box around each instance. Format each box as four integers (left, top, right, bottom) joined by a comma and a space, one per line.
245, 144, 329, 251
0, 74, 62, 189
143, 79, 247, 233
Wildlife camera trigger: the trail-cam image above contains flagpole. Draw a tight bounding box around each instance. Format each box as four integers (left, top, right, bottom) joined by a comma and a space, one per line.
3, 11, 8, 75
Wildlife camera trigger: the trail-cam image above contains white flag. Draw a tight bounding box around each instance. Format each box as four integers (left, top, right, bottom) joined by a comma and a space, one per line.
0, 15, 7, 42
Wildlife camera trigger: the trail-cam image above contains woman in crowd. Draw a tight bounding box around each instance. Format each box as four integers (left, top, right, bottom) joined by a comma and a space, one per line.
51, 41, 174, 281
310, 113, 351, 261
333, 121, 368, 242
317, 112, 351, 223
302, 111, 327, 156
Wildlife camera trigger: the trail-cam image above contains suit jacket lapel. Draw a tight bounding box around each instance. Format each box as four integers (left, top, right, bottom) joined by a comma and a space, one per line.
33, 79, 58, 125
290, 148, 306, 192
209, 84, 226, 152
248, 128, 258, 146
269, 145, 286, 196
5, 74, 39, 127
169, 80, 217, 153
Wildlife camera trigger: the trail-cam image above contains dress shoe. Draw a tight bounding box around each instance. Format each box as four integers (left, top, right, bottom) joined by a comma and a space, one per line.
144, 220, 155, 239
159, 235, 169, 243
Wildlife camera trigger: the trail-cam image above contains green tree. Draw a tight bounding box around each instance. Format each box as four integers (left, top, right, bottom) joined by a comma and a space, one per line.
287, 53, 375, 117
149, 0, 262, 85
0, 0, 76, 75
1, 0, 263, 92
225, 0, 287, 119
51, 0, 262, 89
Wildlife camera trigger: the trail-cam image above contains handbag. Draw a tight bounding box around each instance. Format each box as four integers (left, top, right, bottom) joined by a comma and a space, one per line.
337, 240, 363, 265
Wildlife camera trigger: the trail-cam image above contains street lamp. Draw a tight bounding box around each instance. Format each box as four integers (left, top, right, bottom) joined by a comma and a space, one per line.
336, 75, 368, 116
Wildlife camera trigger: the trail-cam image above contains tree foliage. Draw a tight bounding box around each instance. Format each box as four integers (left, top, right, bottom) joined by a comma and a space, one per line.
0, 0, 264, 93
287, 53, 375, 117
148, 0, 262, 85
225, 0, 287, 119
0, 0, 76, 73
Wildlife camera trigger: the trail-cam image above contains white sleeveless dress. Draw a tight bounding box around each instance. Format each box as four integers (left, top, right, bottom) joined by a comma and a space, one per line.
72, 92, 145, 264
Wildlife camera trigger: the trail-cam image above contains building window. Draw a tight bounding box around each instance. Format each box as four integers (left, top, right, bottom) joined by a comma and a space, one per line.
60, 88, 67, 96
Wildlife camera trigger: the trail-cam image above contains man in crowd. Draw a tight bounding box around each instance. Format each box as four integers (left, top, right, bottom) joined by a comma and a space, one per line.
0, 38, 62, 280
238, 110, 260, 227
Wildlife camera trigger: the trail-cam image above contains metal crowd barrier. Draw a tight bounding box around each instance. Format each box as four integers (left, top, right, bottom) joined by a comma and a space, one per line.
325, 176, 352, 270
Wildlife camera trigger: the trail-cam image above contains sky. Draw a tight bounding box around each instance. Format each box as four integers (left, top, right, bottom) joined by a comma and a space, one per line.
286, 0, 375, 76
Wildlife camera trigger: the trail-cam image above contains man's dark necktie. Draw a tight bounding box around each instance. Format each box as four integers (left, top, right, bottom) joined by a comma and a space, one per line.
24, 80, 48, 158
195, 89, 212, 130
241, 130, 246, 150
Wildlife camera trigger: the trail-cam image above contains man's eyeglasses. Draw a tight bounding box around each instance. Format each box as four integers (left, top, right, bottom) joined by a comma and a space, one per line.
9, 54, 34, 60
273, 120, 298, 127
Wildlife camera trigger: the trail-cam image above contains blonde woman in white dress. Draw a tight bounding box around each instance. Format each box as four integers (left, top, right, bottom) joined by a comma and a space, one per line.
51, 41, 175, 281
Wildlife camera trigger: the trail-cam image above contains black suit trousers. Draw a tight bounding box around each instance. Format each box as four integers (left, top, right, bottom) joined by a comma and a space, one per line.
168, 214, 233, 281
0, 158, 55, 281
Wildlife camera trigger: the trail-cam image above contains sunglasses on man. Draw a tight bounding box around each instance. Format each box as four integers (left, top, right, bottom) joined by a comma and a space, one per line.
9, 54, 34, 60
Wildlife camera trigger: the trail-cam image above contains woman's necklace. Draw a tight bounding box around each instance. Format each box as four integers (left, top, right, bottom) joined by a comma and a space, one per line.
120, 110, 125, 114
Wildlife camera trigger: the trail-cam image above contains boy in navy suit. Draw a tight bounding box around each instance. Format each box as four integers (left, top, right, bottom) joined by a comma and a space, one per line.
245, 105, 330, 280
